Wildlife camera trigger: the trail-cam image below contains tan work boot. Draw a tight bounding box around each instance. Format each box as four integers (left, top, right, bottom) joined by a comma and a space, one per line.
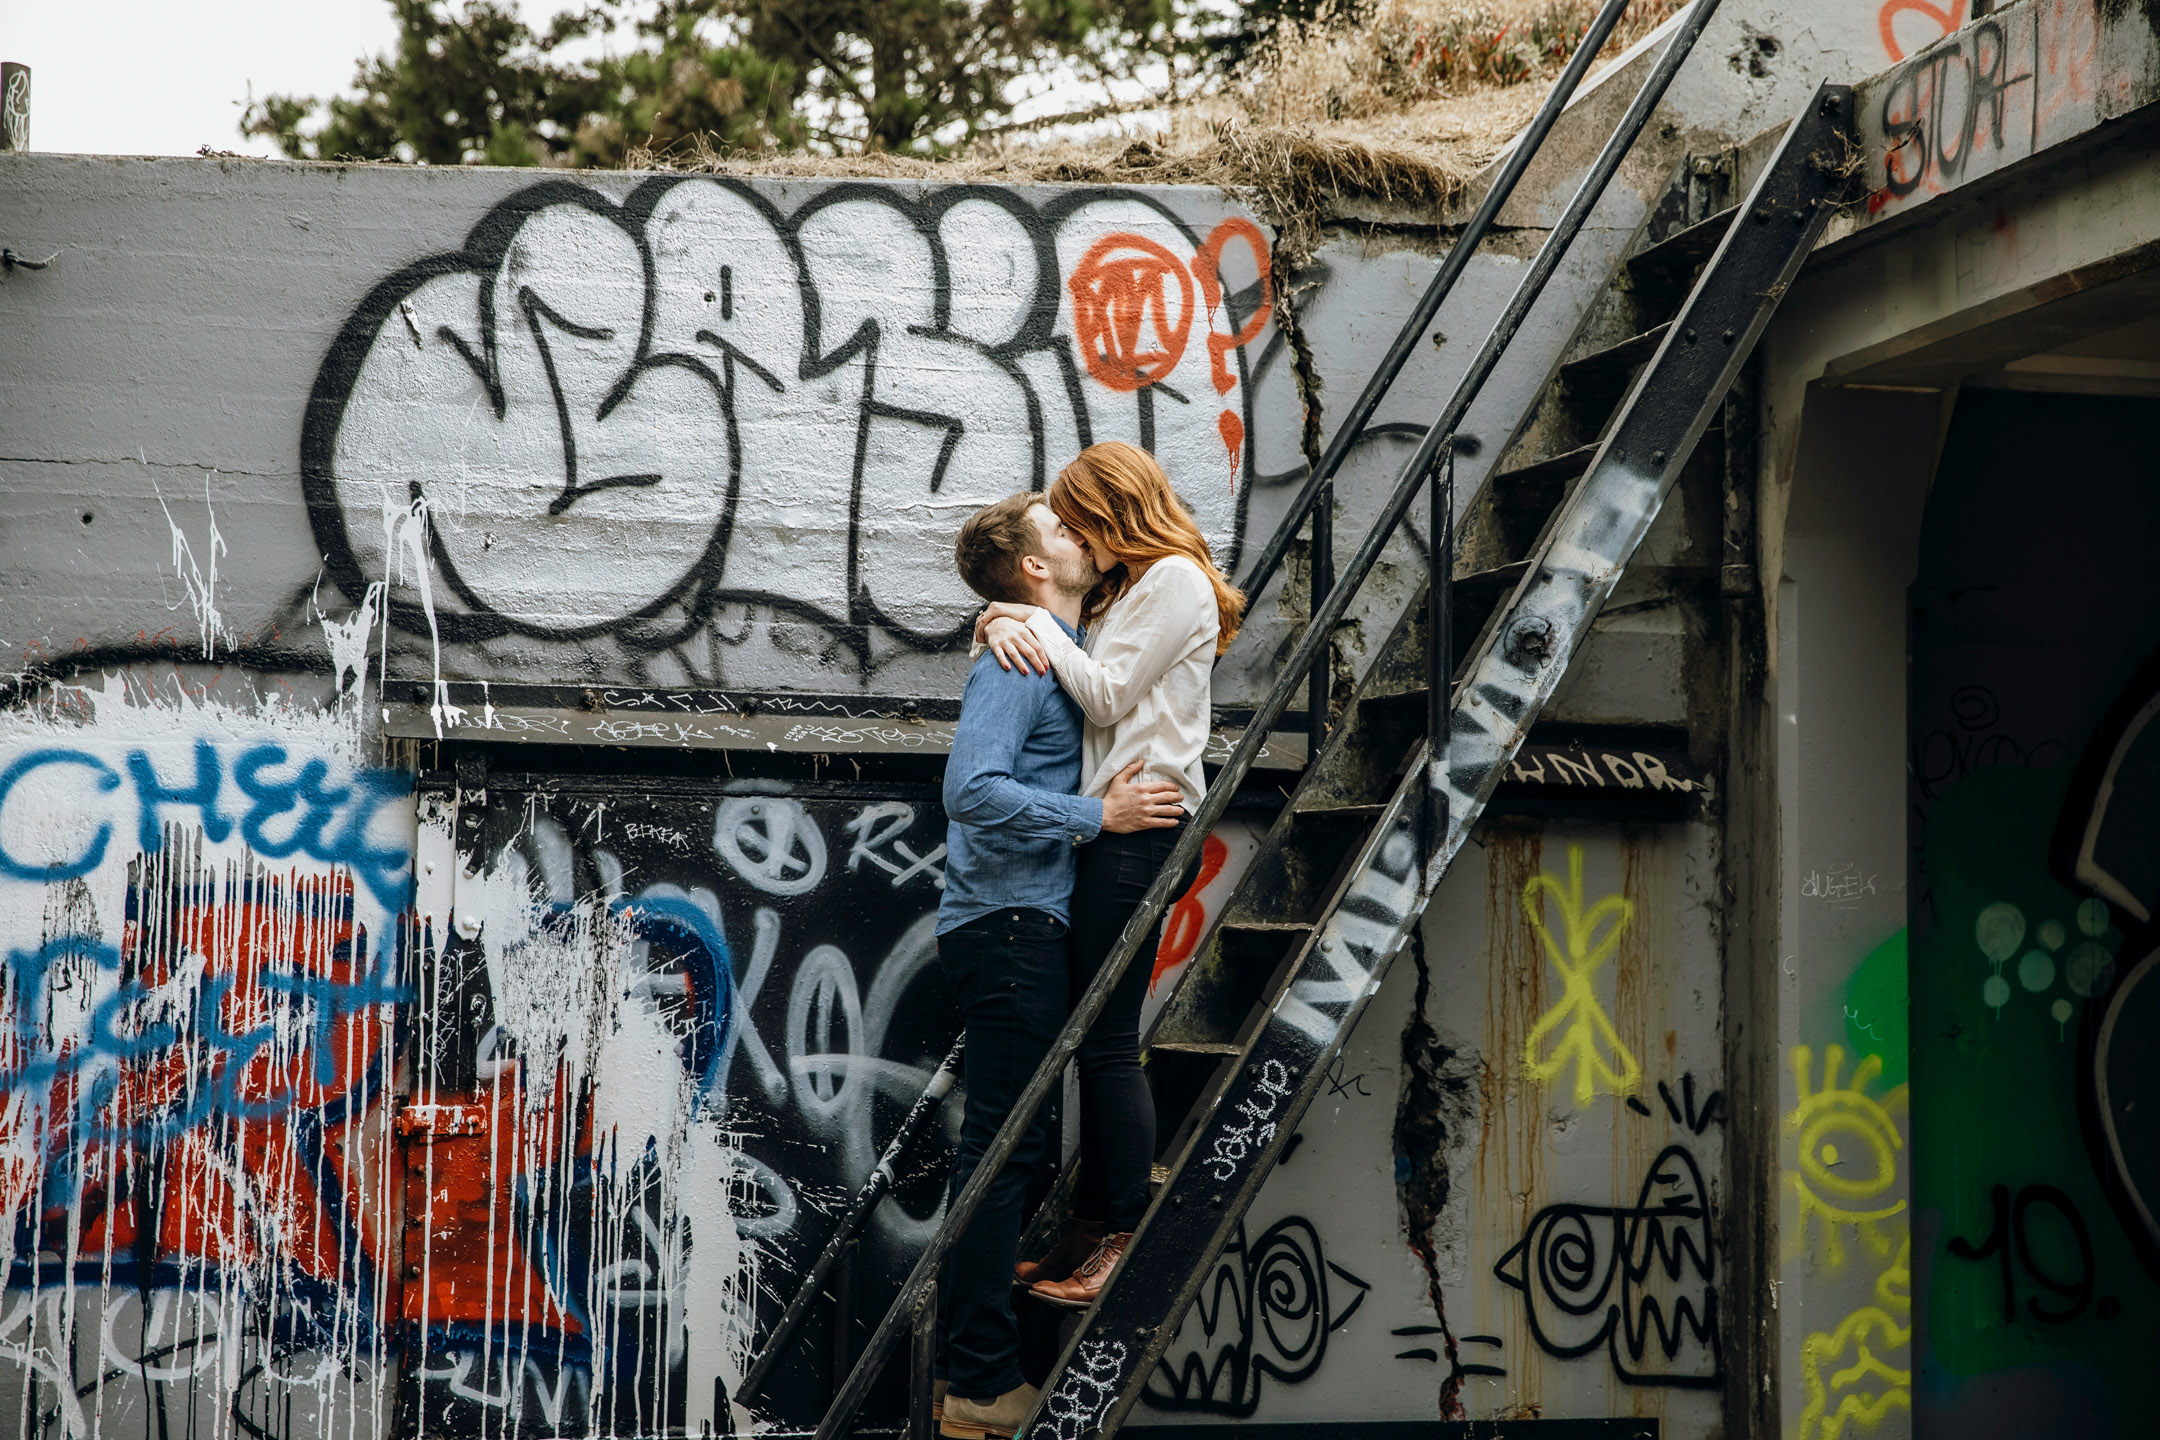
1014, 1219, 1107, 1286
940, 1381, 1039, 1439
1028, 1230, 1131, 1310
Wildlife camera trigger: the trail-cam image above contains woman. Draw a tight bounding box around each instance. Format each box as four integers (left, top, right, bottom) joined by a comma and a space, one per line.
973, 440, 1245, 1308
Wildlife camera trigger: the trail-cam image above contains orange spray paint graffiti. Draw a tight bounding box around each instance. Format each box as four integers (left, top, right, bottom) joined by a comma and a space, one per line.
1068, 234, 1195, 393
1878, 0, 1969, 64
1194, 218, 1274, 471
1153, 833, 1230, 990
1068, 220, 1273, 470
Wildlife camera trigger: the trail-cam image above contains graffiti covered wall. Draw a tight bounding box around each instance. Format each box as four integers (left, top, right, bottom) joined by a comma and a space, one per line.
0, 668, 413, 1440
0, 161, 1295, 704
1120, 822, 1730, 1431
0, 684, 1262, 1438
1905, 389, 2160, 1439
0, 158, 1302, 1437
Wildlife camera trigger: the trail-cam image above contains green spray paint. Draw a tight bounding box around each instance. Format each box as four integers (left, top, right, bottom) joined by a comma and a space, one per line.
1912, 763, 2144, 1398
1843, 927, 1909, 1091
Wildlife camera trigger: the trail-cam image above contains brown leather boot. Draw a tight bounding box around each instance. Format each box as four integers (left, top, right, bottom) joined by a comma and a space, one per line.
1013, 1219, 1106, 1286
1028, 1230, 1131, 1310
940, 1382, 1038, 1439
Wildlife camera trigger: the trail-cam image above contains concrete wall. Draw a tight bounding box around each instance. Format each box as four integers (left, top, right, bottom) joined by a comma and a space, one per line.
1758, 3, 2160, 1434
4, 0, 2147, 1436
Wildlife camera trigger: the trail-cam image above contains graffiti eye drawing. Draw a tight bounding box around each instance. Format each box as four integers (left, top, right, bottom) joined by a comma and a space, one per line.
1795, 1101, 1899, 1205
1785, 1043, 1908, 1267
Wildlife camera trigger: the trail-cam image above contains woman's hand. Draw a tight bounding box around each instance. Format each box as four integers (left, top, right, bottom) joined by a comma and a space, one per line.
984, 615, 1051, 675
972, 601, 1037, 646
1101, 760, 1183, 833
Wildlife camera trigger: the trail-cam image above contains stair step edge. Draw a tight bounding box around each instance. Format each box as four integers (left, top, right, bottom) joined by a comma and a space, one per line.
1627, 205, 1740, 275
1562, 322, 1672, 378
1490, 440, 1600, 490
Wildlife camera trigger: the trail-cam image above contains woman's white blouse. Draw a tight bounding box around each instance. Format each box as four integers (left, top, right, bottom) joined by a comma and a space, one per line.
1022, 554, 1219, 809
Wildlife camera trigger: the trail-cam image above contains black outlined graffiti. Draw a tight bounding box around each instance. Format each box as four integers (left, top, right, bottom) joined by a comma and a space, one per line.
1876, 14, 2032, 204
1322, 1056, 1371, 1099
1658, 1072, 1727, 1136
1493, 1143, 1722, 1388
1141, 1216, 1370, 1417
303, 179, 1278, 674
2052, 647, 2160, 1280
1913, 684, 2072, 807
1947, 1182, 2119, 1325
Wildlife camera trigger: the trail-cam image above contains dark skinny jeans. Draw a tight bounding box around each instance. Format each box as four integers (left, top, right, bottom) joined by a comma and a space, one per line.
937, 907, 1067, 1401
1068, 816, 1195, 1232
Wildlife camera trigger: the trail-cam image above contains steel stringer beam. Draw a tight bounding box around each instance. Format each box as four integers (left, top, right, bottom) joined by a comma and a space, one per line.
1015, 82, 1855, 1440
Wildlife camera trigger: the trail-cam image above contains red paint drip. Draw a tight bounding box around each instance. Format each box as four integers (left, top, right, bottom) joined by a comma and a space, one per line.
1216, 410, 1245, 473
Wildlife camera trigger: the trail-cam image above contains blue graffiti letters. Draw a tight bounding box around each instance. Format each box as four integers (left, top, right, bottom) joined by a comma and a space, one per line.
0, 749, 122, 881
0, 739, 413, 908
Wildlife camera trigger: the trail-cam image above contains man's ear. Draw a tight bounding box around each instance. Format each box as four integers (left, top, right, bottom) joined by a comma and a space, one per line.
1018, 553, 1051, 582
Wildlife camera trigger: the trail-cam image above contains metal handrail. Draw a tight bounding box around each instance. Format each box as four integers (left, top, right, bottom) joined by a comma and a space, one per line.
735, 1037, 963, 1405
807, 5, 1728, 1435
1240, 0, 1639, 612
1277, 0, 1639, 760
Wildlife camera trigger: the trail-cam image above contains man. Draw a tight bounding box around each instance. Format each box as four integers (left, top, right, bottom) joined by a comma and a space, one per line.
935, 493, 1182, 1440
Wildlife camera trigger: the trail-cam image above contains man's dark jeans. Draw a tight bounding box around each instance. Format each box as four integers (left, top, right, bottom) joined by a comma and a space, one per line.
937, 906, 1067, 1401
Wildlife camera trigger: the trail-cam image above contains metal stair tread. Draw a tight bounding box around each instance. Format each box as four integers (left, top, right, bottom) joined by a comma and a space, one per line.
1455, 559, 1532, 593
1627, 204, 1739, 279
1293, 801, 1388, 818
1147, 1041, 1244, 1055
1561, 321, 1672, 384
1215, 919, 1315, 932
1490, 440, 1599, 493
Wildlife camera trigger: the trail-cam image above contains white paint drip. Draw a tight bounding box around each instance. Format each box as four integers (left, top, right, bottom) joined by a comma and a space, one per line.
0, 670, 410, 1440
376, 487, 457, 738
443, 834, 761, 1434
154, 473, 233, 661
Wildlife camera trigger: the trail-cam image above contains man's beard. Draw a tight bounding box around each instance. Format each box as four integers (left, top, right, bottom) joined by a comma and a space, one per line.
1051, 551, 1098, 598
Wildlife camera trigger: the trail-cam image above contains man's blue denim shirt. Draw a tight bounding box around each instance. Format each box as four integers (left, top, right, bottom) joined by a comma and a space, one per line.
937, 616, 1103, 936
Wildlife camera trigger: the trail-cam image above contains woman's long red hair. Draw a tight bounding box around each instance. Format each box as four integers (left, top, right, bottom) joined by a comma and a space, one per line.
1047, 442, 1245, 654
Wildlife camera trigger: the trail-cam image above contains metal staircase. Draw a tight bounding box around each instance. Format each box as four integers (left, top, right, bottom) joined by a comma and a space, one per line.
759, 3, 1856, 1434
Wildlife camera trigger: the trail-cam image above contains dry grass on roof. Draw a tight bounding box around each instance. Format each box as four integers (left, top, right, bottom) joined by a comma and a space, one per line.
630, 0, 1686, 258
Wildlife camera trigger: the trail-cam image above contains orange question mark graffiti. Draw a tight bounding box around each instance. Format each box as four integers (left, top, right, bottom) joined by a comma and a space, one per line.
1194, 218, 1274, 470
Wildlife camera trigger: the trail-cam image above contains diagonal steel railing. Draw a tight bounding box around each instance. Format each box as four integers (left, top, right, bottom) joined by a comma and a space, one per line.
738, 0, 1643, 1412
808, 5, 1730, 1434
735, 1038, 963, 1405
1237, 0, 1641, 609
1264, 0, 1644, 758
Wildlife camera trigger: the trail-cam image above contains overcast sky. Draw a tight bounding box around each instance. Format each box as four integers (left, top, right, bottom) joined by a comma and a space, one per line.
1, 0, 578, 158
2, 0, 1179, 159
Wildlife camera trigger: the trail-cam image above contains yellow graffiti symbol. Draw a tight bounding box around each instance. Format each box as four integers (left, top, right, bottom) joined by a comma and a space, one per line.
1796, 1235, 1912, 1440
1521, 844, 1641, 1105
1784, 1044, 1907, 1267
